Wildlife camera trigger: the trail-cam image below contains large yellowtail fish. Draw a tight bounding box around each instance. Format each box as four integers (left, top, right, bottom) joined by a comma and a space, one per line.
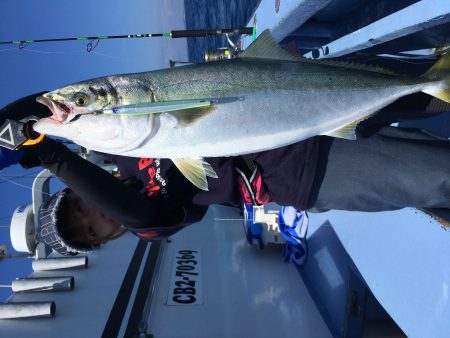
34, 30, 450, 190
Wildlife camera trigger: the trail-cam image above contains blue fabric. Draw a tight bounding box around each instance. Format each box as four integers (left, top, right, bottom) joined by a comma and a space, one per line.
242, 203, 264, 249
278, 206, 308, 265
0, 148, 25, 170
282, 242, 307, 265
243, 203, 308, 262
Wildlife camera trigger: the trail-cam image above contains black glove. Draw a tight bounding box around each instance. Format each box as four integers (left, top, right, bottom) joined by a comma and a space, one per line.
0, 92, 51, 165
1, 91, 51, 123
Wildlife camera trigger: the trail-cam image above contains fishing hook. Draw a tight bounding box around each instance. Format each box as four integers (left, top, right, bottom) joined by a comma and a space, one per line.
86, 39, 100, 52
18, 43, 27, 50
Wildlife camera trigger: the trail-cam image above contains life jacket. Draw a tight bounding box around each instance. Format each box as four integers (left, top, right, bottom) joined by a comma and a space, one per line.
234, 155, 272, 206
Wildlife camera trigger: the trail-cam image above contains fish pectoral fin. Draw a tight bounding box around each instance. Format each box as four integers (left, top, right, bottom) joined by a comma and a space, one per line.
172, 158, 218, 191
168, 105, 214, 127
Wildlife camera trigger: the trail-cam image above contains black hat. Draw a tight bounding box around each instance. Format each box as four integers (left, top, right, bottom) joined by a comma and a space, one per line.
37, 188, 94, 256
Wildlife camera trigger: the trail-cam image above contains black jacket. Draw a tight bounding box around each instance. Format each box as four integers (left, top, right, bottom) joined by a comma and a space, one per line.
0, 92, 324, 237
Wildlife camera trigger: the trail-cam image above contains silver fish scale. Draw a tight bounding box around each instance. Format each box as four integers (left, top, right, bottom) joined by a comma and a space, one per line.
144, 59, 421, 102
35, 57, 438, 159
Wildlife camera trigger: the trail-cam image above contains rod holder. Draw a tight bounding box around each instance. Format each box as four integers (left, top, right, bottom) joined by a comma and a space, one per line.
0, 302, 55, 319
32, 256, 88, 271
12, 276, 74, 293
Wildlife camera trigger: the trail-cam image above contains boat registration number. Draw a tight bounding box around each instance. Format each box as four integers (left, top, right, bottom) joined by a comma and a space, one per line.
167, 249, 202, 305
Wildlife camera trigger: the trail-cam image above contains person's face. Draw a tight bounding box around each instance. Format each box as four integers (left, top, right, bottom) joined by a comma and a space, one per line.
64, 191, 121, 244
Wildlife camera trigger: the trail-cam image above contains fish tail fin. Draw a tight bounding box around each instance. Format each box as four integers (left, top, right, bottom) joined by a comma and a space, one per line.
422, 52, 450, 103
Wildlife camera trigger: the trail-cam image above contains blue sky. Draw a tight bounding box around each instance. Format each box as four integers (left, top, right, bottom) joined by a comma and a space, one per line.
0, 0, 187, 301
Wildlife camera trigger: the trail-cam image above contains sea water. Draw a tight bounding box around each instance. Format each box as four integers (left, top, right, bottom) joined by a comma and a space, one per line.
184, 0, 260, 63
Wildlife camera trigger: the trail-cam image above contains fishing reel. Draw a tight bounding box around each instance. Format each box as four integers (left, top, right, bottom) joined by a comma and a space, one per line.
204, 47, 237, 62
204, 33, 243, 62
0, 117, 45, 150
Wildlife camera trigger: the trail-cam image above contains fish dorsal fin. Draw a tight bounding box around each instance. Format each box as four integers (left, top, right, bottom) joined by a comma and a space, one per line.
172, 158, 218, 191
240, 29, 300, 61
240, 30, 396, 75
304, 58, 397, 76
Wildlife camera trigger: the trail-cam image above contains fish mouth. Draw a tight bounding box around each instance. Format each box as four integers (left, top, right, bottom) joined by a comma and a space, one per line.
36, 95, 74, 124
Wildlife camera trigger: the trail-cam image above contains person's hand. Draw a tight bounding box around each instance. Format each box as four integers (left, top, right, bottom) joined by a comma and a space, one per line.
0, 147, 25, 170
1, 91, 51, 126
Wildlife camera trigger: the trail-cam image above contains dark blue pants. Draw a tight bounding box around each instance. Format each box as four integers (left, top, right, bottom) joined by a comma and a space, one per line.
308, 126, 450, 212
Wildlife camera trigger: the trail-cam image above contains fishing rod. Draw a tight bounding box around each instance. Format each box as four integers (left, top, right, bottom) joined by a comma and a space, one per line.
1, 27, 256, 52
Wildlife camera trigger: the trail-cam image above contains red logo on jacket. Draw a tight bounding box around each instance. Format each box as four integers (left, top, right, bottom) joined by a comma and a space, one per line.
138, 158, 167, 197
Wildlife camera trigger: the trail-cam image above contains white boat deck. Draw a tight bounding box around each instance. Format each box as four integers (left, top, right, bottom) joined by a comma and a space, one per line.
146, 206, 332, 338
308, 208, 450, 337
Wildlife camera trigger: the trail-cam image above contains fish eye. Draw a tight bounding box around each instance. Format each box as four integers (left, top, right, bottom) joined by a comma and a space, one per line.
73, 93, 89, 107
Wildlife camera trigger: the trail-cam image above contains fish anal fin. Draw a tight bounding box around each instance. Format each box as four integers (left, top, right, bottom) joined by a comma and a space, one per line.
324, 123, 357, 140
172, 158, 218, 191
323, 115, 374, 140
240, 29, 300, 62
